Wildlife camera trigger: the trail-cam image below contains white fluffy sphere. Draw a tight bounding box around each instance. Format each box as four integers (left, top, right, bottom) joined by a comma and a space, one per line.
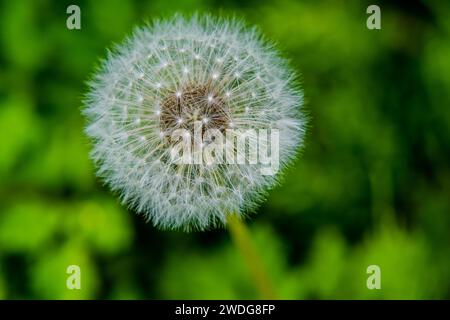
84, 15, 306, 231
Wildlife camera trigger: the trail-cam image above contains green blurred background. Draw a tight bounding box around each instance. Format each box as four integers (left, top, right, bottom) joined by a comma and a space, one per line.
0, 0, 449, 299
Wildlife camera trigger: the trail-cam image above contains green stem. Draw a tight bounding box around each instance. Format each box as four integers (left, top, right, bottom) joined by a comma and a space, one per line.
227, 214, 276, 299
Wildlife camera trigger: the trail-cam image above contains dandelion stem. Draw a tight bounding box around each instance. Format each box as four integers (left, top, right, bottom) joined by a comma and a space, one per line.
227, 214, 276, 299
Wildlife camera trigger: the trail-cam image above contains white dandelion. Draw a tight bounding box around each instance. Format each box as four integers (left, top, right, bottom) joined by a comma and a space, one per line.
84, 14, 306, 231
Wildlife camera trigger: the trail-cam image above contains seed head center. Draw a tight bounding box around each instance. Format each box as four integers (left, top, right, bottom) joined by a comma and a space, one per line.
160, 84, 231, 136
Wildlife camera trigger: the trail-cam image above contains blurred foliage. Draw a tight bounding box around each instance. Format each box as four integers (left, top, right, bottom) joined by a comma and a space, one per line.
0, 0, 449, 299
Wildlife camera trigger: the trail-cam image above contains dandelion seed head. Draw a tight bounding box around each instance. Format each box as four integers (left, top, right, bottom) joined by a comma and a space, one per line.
83, 14, 306, 231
